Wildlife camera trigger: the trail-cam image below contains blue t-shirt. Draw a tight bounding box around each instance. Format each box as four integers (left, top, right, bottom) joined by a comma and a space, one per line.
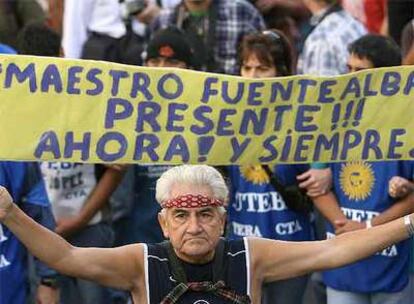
323, 160, 414, 293
0, 162, 51, 304
0, 44, 16, 54
227, 164, 314, 241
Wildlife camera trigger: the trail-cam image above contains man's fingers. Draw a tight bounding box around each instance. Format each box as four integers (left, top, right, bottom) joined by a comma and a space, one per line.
306, 188, 327, 198
335, 228, 345, 235
0, 186, 7, 198
334, 219, 347, 227
297, 171, 311, 181
298, 178, 315, 189
0, 186, 13, 220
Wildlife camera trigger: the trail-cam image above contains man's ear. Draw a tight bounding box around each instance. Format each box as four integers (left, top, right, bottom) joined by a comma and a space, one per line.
220, 211, 227, 235
158, 211, 170, 239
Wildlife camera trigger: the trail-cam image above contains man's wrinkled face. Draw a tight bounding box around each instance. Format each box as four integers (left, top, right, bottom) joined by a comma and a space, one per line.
347, 53, 374, 73
158, 183, 226, 264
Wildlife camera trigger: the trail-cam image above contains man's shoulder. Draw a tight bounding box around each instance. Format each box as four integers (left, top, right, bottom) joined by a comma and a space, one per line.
307, 11, 366, 50
219, 0, 261, 16
220, 0, 258, 9
317, 10, 366, 36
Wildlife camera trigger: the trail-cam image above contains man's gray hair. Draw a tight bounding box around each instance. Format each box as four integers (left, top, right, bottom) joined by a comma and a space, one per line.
155, 165, 228, 204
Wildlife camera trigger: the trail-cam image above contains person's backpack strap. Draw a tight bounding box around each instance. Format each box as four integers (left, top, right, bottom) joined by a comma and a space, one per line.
212, 238, 227, 282
262, 165, 313, 213
174, 0, 218, 71
162, 241, 188, 283
262, 165, 286, 195
161, 238, 227, 283
159, 240, 251, 304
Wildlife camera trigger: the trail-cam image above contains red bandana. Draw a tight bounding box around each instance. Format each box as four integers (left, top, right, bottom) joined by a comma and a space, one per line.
161, 194, 223, 209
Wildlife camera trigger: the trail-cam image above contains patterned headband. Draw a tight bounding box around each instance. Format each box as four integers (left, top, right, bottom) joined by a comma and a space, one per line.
161, 194, 224, 209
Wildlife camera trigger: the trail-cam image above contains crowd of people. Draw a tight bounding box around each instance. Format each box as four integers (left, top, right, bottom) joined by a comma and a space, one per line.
0, 0, 414, 304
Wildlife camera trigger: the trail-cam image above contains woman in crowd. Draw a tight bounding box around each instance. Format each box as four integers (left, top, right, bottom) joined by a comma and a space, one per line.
226, 29, 314, 304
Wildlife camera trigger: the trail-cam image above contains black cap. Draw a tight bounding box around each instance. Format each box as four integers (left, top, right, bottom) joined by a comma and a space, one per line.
146, 27, 195, 67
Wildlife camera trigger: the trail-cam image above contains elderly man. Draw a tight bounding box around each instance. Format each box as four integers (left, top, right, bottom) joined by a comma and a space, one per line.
1, 165, 414, 303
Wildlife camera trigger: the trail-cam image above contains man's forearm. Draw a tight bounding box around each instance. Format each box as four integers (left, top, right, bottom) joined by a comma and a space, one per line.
312, 191, 346, 225
22, 204, 59, 279
372, 193, 414, 226
4, 203, 75, 273
251, 213, 413, 283
318, 215, 412, 270
77, 168, 124, 226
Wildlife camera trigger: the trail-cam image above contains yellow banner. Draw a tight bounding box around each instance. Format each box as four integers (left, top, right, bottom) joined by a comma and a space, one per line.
0, 55, 413, 164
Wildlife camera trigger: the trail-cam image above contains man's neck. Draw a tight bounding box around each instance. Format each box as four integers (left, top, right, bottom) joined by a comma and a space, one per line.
175, 249, 215, 264
307, 1, 331, 15
184, 0, 212, 14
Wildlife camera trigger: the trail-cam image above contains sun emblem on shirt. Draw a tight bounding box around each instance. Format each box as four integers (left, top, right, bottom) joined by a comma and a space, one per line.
339, 160, 375, 201
240, 165, 270, 185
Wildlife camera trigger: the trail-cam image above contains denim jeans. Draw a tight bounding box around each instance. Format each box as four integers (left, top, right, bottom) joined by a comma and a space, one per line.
262, 275, 309, 304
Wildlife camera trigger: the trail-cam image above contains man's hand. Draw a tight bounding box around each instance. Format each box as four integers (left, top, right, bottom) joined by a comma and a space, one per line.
135, 1, 161, 24
36, 284, 59, 304
0, 186, 13, 221
297, 168, 332, 197
103, 164, 129, 172
334, 219, 365, 235
389, 176, 414, 199
55, 217, 83, 238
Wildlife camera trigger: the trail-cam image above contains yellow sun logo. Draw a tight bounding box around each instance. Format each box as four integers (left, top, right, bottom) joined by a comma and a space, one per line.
339, 160, 375, 201
240, 165, 270, 185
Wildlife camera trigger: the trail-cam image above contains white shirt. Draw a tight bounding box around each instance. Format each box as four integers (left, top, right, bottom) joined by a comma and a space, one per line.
160, 0, 181, 9
40, 163, 102, 225
63, 0, 126, 59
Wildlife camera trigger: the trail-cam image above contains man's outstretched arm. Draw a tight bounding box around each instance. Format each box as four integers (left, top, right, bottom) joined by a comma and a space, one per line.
249, 213, 413, 283
0, 186, 144, 291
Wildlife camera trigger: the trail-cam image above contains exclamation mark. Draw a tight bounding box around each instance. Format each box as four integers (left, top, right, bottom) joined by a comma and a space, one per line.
342, 101, 354, 128
197, 136, 215, 162
331, 103, 341, 130
352, 98, 366, 127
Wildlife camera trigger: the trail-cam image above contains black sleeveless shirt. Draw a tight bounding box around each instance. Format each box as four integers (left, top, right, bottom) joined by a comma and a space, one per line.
145, 239, 250, 304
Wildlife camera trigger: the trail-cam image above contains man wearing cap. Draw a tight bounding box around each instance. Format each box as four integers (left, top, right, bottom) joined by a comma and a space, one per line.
2, 164, 414, 303
145, 26, 195, 68
151, 0, 265, 74
110, 27, 195, 251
